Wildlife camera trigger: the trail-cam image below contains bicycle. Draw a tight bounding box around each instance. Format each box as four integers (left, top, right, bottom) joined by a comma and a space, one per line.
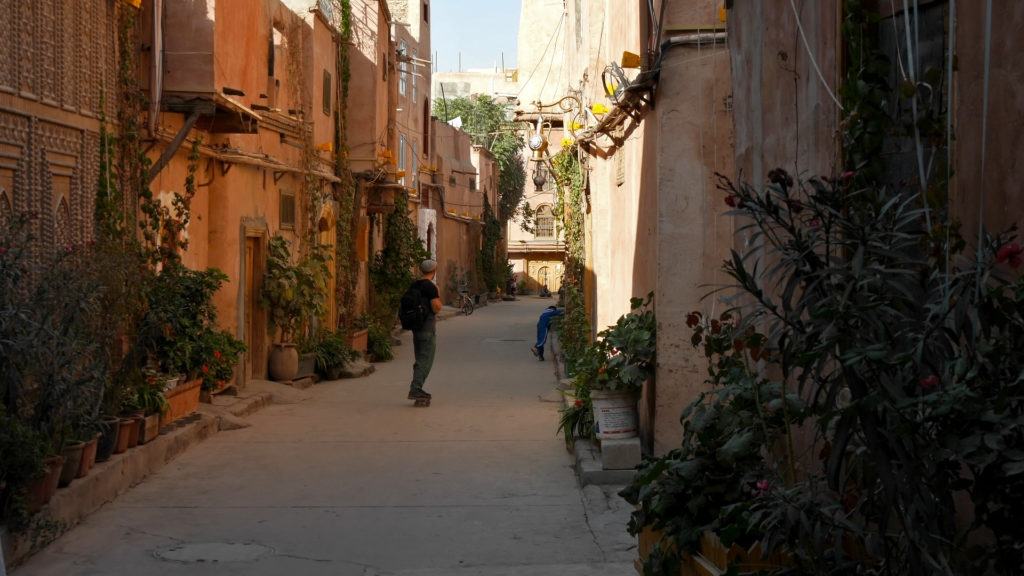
457, 287, 474, 316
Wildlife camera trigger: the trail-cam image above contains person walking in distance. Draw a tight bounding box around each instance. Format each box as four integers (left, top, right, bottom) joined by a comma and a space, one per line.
531, 305, 563, 361
408, 259, 442, 401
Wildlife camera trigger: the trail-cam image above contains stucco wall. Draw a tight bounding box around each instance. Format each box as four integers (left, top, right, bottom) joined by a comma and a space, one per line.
953, 2, 1024, 244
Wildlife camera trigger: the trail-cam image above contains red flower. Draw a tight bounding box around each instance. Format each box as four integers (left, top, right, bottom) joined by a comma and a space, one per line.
997, 243, 1024, 268
783, 198, 804, 214
598, 366, 606, 373
920, 375, 939, 389
841, 170, 855, 182
725, 194, 741, 208
686, 311, 702, 328
574, 400, 583, 407
756, 479, 770, 494
202, 365, 210, 374
0, 246, 6, 256
214, 350, 223, 359
217, 381, 225, 389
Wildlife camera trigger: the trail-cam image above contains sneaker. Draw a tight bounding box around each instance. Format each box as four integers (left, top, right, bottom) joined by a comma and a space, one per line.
538, 356, 545, 361
408, 388, 431, 400
530, 346, 539, 357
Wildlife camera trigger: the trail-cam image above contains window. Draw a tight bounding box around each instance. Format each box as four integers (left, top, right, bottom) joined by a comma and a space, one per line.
280, 190, 296, 230
398, 41, 408, 96
322, 69, 331, 116
423, 1, 429, 23
535, 205, 554, 238
469, 176, 476, 191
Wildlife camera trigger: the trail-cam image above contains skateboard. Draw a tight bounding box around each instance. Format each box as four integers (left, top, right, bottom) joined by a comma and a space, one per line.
413, 397, 431, 407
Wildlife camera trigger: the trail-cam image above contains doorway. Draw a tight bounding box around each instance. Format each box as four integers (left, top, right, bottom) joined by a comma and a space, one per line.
244, 235, 267, 380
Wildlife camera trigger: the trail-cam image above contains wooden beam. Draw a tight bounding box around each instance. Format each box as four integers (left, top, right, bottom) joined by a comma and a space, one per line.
146, 109, 201, 184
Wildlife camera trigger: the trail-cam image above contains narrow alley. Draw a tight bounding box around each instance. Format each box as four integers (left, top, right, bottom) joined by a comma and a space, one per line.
11, 298, 635, 576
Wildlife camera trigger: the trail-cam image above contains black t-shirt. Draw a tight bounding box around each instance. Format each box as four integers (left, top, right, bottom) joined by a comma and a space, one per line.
413, 278, 440, 332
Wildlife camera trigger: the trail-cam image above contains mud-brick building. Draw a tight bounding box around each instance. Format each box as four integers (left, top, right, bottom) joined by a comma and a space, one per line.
0, 1, 116, 254
140, 0, 346, 382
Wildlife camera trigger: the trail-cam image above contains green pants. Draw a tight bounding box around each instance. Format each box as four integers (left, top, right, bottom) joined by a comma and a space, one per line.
410, 330, 436, 391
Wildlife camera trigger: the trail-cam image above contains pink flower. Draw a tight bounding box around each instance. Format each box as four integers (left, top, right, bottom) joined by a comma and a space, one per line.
841, 170, 855, 182
0, 246, 6, 255
997, 243, 1024, 268
756, 479, 770, 494
920, 375, 939, 389
724, 194, 740, 208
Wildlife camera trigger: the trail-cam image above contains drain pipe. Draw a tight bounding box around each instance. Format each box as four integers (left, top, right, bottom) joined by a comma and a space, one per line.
661, 30, 727, 52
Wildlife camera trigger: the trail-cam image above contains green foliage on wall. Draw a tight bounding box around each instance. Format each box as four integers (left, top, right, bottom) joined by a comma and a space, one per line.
476, 195, 504, 293
369, 192, 429, 327
551, 148, 590, 374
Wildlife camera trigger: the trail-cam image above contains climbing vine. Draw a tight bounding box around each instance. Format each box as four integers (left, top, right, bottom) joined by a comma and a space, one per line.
368, 192, 429, 328
551, 149, 590, 374
332, 0, 358, 328
476, 195, 503, 292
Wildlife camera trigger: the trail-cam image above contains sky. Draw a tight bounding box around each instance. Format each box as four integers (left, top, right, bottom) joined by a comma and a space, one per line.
430, 0, 521, 73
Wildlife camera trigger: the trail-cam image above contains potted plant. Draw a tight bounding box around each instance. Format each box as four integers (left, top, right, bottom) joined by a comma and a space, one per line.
133, 260, 238, 424
135, 369, 169, 443
0, 217, 109, 525
0, 405, 48, 531
192, 328, 247, 400
312, 330, 358, 380
570, 293, 655, 440
260, 234, 331, 381
365, 322, 394, 362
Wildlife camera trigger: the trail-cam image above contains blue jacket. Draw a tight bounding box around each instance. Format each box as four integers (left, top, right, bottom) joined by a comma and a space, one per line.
538, 307, 564, 330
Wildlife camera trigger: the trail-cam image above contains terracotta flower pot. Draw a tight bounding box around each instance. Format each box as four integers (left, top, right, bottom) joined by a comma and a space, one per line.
59, 441, 86, 487
268, 342, 299, 381
26, 455, 66, 513
138, 413, 160, 444
114, 418, 135, 454
126, 415, 143, 448
77, 434, 99, 478
161, 378, 202, 427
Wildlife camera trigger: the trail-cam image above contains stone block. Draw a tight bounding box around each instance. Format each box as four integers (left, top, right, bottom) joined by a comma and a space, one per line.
600, 437, 642, 470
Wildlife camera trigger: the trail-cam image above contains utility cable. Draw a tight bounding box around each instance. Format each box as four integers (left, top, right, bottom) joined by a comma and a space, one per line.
516, 11, 566, 99
902, 0, 931, 231
789, 0, 843, 111
976, 0, 992, 297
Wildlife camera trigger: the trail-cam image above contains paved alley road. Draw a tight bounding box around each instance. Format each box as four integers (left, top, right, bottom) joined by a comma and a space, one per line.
13, 297, 636, 576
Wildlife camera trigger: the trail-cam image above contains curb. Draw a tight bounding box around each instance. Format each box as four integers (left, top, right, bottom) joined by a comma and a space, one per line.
1, 392, 273, 570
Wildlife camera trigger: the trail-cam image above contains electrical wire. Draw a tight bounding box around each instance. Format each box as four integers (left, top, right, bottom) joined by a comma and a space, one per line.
516, 11, 566, 99
789, 0, 843, 111
976, 0, 992, 295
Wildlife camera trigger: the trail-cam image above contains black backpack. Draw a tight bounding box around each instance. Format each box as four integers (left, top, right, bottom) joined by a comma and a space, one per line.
398, 283, 428, 330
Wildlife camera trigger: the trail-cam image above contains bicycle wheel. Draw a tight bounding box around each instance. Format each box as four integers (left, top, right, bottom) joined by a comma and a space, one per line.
462, 298, 474, 316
